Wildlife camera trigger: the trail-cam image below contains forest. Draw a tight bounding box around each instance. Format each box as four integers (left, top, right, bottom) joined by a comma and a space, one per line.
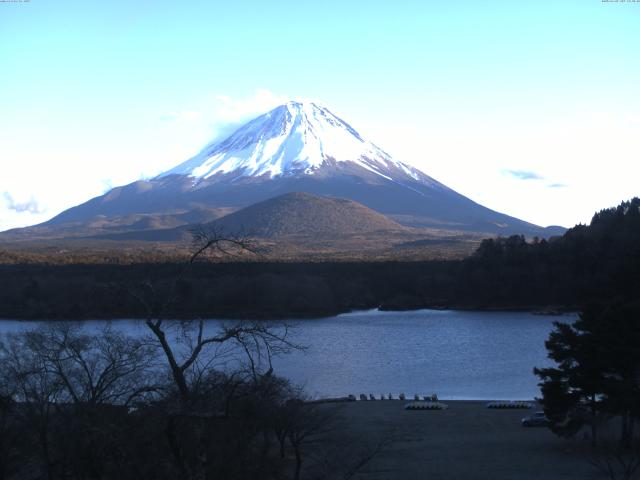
0, 198, 638, 320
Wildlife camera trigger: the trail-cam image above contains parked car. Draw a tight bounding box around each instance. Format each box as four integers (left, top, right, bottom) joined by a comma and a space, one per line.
522, 411, 549, 427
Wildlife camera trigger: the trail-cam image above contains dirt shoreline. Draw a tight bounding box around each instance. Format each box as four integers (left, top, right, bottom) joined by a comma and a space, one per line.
332, 400, 598, 479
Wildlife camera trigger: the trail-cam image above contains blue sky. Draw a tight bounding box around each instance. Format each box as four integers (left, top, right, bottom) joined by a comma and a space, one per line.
1, 0, 639, 230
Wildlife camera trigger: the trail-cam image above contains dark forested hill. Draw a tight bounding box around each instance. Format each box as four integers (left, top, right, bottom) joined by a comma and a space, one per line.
211, 192, 407, 237
458, 197, 640, 308
0, 198, 637, 319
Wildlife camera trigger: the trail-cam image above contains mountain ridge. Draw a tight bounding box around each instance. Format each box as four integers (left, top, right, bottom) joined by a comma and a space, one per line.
4, 100, 566, 240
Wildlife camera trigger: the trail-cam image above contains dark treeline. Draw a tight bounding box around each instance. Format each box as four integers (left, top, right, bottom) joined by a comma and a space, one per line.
0, 260, 456, 319
0, 198, 638, 319
466, 197, 640, 308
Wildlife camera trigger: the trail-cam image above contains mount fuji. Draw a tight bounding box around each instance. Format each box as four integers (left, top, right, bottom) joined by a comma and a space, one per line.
8, 101, 564, 239
159, 101, 432, 185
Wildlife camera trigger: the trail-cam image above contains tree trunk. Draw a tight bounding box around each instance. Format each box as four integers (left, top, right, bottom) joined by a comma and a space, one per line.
590, 394, 598, 447
165, 416, 188, 478
257, 431, 272, 475
36, 420, 55, 480
146, 321, 190, 401
0, 449, 6, 480
293, 444, 302, 480
43, 439, 54, 480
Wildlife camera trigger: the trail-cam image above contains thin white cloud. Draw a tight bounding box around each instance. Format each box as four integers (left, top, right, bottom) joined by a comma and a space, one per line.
214, 89, 288, 123
2, 192, 45, 214
158, 89, 287, 130
503, 169, 544, 181
191, 89, 290, 148
101, 179, 114, 193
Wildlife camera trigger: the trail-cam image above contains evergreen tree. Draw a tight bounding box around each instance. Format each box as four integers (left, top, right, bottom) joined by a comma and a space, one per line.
594, 303, 640, 448
535, 302, 640, 446
535, 310, 606, 445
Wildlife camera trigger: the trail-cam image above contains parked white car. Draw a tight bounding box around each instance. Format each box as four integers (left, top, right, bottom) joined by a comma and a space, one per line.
521, 411, 549, 427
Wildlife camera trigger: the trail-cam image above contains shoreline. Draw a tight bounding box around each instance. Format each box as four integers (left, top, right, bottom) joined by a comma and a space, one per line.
311, 397, 540, 403
0, 305, 579, 322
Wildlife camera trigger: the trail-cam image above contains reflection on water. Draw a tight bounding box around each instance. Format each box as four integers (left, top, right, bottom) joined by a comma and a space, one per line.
0, 309, 575, 400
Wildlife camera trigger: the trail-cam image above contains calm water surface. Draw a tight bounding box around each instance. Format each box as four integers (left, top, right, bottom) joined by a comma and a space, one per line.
0, 309, 576, 400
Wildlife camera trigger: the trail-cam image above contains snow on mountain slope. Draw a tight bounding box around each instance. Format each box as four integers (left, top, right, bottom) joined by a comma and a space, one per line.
15, 100, 566, 239
158, 101, 429, 184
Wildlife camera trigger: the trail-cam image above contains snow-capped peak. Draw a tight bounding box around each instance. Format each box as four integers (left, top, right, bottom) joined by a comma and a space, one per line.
158, 100, 425, 183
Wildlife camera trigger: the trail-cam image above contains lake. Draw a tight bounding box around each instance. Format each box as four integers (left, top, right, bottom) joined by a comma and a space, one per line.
0, 309, 575, 400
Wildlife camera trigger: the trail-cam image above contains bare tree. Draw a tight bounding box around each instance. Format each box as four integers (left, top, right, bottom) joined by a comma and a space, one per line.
270, 395, 394, 480
0, 332, 67, 480
129, 225, 299, 403
0, 391, 20, 480
0, 323, 159, 480
119, 226, 306, 480
285, 400, 337, 480
14, 323, 158, 406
